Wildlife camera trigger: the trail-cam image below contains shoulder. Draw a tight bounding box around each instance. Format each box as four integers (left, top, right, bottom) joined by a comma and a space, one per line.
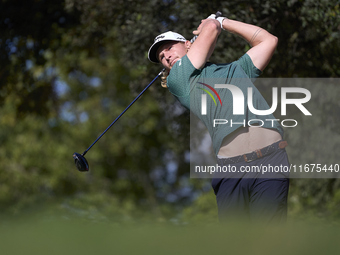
168, 55, 200, 86
170, 55, 198, 75
167, 55, 199, 97
236, 53, 262, 79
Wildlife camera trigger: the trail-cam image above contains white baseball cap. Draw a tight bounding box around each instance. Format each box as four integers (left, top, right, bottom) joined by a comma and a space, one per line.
148, 31, 187, 63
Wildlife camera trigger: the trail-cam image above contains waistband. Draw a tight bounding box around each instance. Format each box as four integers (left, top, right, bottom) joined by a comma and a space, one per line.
217, 140, 288, 165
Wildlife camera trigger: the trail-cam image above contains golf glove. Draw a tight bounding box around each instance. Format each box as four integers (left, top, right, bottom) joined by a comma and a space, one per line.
207, 13, 227, 30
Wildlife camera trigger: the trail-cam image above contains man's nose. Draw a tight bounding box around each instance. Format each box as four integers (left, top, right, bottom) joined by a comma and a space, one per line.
164, 52, 171, 61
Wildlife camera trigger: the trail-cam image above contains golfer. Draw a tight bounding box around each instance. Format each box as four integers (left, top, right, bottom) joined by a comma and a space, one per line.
148, 14, 289, 222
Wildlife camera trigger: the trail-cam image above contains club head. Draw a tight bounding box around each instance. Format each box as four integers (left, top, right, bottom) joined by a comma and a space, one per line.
73, 152, 89, 172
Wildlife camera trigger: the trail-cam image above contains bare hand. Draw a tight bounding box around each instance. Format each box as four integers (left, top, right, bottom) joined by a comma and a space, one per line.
192, 19, 207, 36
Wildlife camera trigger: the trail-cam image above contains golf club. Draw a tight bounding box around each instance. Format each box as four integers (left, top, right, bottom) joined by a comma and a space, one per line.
73, 69, 164, 172
73, 11, 222, 172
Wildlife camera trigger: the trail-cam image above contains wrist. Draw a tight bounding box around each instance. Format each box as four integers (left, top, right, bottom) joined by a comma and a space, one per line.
216, 17, 227, 30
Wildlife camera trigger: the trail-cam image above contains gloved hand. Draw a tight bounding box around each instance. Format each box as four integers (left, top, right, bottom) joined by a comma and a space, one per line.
206, 14, 216, 19
206, 13, 226, 29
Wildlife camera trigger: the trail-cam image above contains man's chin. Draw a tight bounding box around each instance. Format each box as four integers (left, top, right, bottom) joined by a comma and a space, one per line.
170, 59, 178, 67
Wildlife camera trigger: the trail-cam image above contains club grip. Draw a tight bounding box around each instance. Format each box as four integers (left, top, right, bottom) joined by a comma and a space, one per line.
215, 11, 222, 18
190, 11, 222, 43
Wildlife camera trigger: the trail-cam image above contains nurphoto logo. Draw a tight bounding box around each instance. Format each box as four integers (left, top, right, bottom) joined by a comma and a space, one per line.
197, 82, 223, 115
200, 84, 312, 128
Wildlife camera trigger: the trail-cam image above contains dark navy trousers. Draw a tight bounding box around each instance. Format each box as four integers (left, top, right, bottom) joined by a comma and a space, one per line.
211, 148, 290, 222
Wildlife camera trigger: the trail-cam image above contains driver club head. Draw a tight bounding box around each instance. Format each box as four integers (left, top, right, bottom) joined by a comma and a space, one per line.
73, 152, 89, 172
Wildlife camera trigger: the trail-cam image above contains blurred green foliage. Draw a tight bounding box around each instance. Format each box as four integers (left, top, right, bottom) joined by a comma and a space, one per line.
0, 0, 339, 226
1, 216, 340, 255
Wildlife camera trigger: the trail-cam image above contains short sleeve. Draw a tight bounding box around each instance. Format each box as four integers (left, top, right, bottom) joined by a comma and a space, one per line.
167, 55, 198, 97
237, 54, 262, 81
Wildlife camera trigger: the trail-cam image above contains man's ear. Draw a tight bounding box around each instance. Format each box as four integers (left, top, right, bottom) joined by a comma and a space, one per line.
185, 40, 192, 51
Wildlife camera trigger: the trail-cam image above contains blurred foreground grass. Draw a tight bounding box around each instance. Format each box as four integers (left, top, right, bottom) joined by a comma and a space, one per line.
1, 212, 339, 255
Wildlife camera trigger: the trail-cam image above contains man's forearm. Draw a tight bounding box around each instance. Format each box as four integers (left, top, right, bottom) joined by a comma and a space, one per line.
221, 19, 275, 47
221, 18, 278, 71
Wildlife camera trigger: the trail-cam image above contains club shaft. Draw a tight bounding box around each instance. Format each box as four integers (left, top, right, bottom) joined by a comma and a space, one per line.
82, 69, 165, 156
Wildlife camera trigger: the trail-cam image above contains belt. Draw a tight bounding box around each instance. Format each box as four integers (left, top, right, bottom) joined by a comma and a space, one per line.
217, 140, 288, 164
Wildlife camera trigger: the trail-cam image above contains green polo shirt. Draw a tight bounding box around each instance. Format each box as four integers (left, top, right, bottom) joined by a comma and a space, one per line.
167, 54, 283, 155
